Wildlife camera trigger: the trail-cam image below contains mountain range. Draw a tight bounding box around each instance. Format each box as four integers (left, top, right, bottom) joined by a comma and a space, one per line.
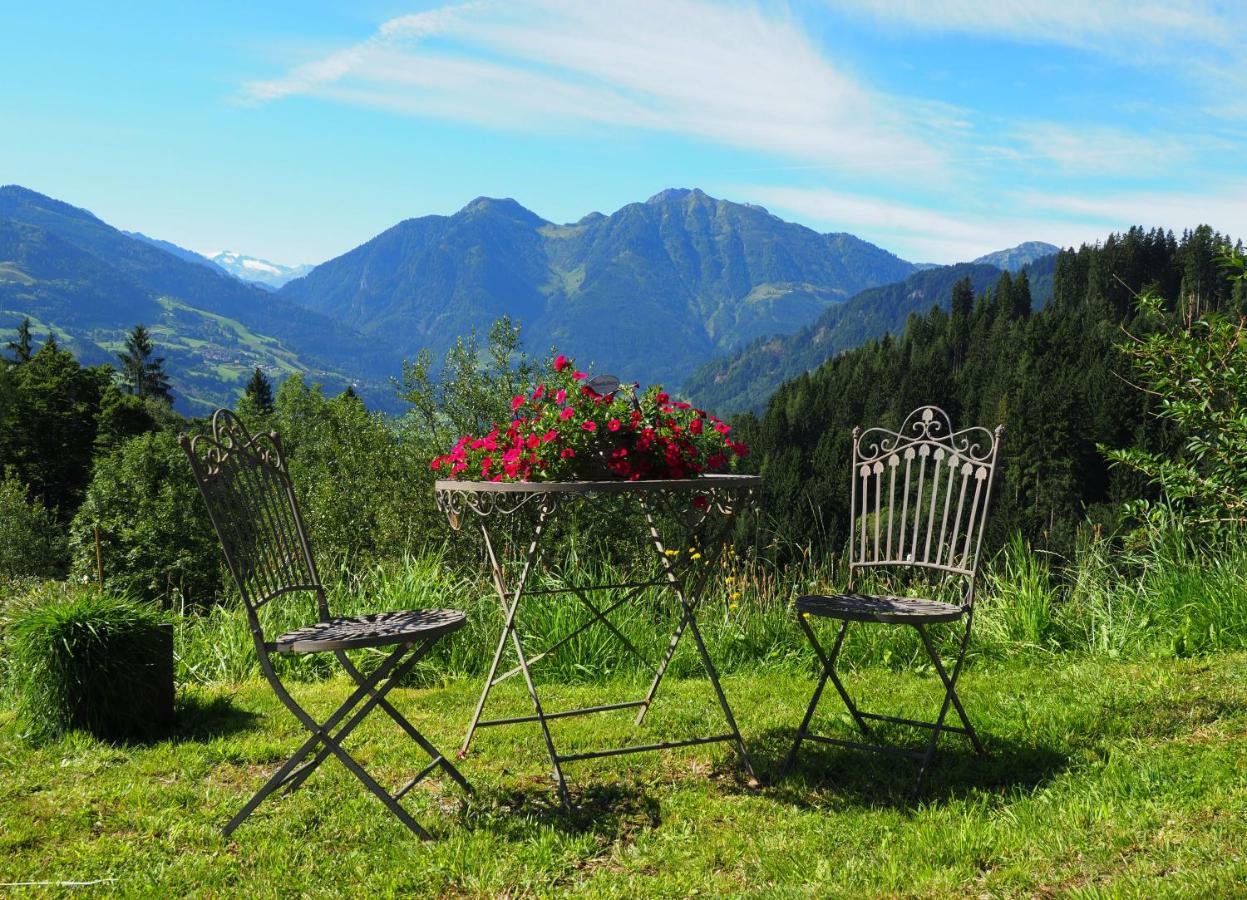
0, 183, 1059, 415
0, 185, 395, 411
277, 188, 919, 387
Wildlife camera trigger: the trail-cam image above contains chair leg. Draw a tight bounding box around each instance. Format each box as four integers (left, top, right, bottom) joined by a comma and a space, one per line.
334, 646, 474, 797
779, 618, 868, 779
911, 621, 982, 799
226, 642, 441, 839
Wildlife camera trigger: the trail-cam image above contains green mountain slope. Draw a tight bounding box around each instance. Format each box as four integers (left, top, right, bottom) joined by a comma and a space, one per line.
0, 186, 397, 412
279, 188, 918, 386
684, 255, 1058, 414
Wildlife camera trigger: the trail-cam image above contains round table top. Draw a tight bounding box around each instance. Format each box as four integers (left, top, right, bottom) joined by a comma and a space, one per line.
434, 473, 761, 496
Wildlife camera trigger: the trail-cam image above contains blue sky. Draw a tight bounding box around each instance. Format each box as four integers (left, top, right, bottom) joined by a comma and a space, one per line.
3, 1, 1244, 265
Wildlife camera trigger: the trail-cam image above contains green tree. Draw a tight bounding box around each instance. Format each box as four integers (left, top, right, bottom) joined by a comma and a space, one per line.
0, 471, 67, 578
0, 342, 112, 516
243, 366, 274, 413
117, 324, 173, 404
6, 316, 34, 364
1104, 249, 1247, 532
69, 431, 220, 606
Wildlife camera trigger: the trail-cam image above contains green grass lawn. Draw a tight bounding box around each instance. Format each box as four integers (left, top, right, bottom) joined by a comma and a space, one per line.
3, 654, 1246, 897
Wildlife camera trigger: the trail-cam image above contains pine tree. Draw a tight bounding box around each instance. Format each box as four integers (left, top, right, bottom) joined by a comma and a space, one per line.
1012, 271, 1033, 320
5, 317, 34, 364
243, 366, 274, 413
117, 324, 173, 403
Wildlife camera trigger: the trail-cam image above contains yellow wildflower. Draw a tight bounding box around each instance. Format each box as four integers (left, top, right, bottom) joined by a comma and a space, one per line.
690, 552, 702, 561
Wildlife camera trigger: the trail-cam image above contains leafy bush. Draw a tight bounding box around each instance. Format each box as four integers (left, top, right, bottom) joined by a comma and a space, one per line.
5, 582, 172, 742
0, 471, 66, 578
265, 376, 433, 567
68, 430, 221, 607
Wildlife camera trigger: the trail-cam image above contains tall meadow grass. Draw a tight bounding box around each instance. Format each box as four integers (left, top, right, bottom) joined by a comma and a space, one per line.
158, 526, 1247, 687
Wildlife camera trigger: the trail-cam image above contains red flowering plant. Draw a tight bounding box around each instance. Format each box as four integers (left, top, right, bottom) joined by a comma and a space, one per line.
431, 353, 747, 482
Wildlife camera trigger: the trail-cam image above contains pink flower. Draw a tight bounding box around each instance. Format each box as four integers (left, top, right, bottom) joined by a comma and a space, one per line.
511, 395, 524, 412
608, 418, 621, 432
542, 429, 558, 443
689, 418, 703, 435
554, 354, 570, 371
533, 384, 545, 399
581, 421, 597, 432
555, 388, 567, 404
560, 447, 576, 458
714, 421, 731, 435
573, 370, 587, 380
560, 407, 575, 420
656, 391, 670, 404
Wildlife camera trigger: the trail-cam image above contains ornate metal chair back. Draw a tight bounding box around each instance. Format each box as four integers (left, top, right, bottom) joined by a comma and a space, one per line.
180, 410, 328, 637
849, 406, 1003, 604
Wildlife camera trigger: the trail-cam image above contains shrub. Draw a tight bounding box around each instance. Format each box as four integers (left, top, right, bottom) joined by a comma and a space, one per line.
269, 376, 432, 567
0, 471, 66, 578
68, 430, 221, 607
6, 582, 173, 742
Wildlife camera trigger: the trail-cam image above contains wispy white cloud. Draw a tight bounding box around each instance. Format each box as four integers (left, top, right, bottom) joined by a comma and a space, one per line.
1017, 184, 1247, 238
242, 0, 950, 179
822, 0, 1236, 50
995, 122, 1200, 178
739, 184, 1093, 263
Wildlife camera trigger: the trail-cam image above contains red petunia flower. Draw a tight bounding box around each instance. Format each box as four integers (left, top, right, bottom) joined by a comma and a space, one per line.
511, 395, 524, 412
608, 418, 621, 431
554, 354, 570, 371
560, 407, 575, 420
581, 421, 597, 432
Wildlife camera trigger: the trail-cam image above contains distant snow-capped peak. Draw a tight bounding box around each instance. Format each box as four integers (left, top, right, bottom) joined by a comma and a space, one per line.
207, 251, 314, 289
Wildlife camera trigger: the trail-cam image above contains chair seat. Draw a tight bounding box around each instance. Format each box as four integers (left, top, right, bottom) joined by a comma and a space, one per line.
796, 592, 965, 624
273, 609, 467, 654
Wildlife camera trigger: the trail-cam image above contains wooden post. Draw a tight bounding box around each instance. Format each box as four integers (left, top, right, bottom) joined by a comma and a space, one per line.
93, 526, 104, 588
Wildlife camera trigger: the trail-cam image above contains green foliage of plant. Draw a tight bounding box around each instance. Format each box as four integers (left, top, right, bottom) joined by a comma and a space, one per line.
259, 374, 435, 567
0, 472, 66, 579
0, 340, 116, 516
68, 431, 221, 607
742, 225, 1235, 559
117, 323, 173, 404
5, 581, 168, 742
399, 316, 537, 451
1105, 249, 1247, 534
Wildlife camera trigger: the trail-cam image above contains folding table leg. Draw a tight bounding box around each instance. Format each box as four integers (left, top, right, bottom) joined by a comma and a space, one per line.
634, 502, 754, 779
461, 505, 572, 807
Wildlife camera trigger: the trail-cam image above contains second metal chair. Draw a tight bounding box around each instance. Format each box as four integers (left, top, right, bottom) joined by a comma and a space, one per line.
780, 405, 1004, 794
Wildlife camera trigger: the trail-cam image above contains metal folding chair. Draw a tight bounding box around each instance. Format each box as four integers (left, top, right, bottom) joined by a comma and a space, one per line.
181, 409, 472, 839
779, 406, 1004, 794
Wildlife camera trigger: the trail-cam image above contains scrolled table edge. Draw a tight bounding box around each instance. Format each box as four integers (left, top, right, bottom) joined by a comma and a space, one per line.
433, 473, 761, 495
433, 474, 761, 527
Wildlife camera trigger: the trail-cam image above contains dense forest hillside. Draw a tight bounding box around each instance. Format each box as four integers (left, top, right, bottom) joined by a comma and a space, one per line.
0, 186, 400, 411
739, 225, 1242, 556
685, 256, 1057, 414
279, 188, 919, 386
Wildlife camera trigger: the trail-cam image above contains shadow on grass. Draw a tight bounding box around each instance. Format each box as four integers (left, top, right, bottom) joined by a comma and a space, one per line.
748, 725, 1068, 810
162, 693, 260, 745
466, 778, 661, 840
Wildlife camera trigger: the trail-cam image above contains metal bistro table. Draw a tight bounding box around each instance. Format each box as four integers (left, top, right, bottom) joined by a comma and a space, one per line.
435, 473, 760, 806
